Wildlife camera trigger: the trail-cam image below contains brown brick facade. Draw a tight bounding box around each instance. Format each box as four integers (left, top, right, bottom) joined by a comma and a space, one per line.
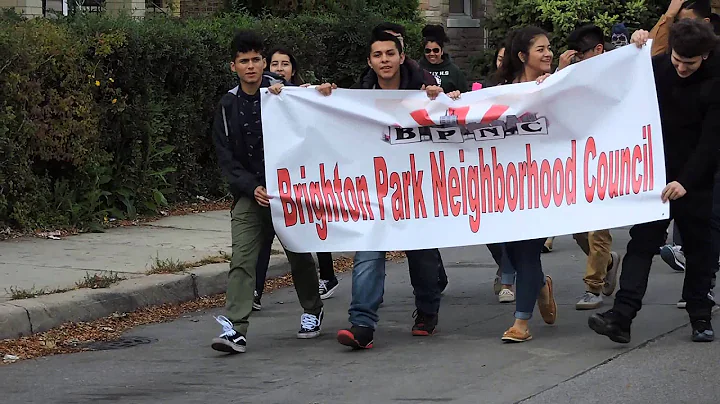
179, 0, 224, 17
419, 0, 490, 76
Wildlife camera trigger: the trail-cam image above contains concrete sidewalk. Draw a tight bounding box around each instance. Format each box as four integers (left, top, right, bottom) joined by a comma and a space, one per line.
0, 210, 289, 339
0, 210, 284, 301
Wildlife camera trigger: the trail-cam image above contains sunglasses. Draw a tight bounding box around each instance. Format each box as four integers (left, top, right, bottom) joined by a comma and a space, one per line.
425, 47, 441, 54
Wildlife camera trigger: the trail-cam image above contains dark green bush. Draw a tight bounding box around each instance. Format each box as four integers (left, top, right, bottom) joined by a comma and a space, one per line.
0, 10, 423, 230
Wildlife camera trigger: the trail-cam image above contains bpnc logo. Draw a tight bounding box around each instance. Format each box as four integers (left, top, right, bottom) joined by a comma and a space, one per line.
383, 104, 549, 145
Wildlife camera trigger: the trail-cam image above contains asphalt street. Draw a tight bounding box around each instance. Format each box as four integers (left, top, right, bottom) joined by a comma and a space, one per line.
2, 231, 717, 404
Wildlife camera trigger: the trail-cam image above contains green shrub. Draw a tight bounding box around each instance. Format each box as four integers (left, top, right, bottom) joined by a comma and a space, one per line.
0, 10, 423, 230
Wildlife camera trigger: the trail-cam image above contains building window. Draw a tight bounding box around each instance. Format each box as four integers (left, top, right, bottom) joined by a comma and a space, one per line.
147, 0, 168, 14
447, 0, 480, 28
449, 0, 471, 16
80, 0, 105, 13
42, 0, 69, 16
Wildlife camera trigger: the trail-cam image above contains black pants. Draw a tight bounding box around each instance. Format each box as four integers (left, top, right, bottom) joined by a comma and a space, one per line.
408, 248, 444, 315
614, 191, 716, 322
254, 235, 335, 298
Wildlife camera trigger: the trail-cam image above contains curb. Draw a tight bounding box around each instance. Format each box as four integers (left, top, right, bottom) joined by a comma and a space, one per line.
0, 257, 292, 341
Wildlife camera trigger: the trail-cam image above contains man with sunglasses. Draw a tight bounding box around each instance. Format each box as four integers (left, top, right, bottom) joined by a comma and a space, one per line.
557, 24, 612, 71
556, 24, 621, 310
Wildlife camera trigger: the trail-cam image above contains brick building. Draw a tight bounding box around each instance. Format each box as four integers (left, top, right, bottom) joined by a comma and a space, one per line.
418, 0, 493, 73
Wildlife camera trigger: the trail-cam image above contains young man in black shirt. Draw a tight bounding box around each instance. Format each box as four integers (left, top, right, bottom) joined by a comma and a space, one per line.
309, 32, 458, 349
210, 31, 326, 354
589, 19, 720, 343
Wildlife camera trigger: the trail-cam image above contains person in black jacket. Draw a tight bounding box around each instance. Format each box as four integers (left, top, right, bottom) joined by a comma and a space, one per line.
209, 31, 327, 354
314, 31, 458, 349
589, 19, 720, 343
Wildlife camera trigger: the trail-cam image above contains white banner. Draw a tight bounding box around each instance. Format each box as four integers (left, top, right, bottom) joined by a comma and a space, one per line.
261, 43, 667, 252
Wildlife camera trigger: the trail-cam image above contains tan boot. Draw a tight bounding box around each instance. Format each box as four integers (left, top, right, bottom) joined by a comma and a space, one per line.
537, 275, 557, 324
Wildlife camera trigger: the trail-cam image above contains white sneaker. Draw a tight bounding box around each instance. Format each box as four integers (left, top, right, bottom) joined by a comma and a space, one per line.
576, 292, 603, 310
498, 288, 515, 303
660, 245, 685, 272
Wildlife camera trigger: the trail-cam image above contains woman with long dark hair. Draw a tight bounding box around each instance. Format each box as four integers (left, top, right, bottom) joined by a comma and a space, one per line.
491, 26, 558, 343
266, 47, 305, 86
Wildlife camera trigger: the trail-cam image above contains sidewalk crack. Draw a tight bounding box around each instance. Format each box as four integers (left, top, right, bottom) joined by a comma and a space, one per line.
8, 302, 33, 334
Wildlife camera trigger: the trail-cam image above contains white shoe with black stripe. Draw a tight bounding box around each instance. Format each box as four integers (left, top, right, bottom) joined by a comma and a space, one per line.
211, 315, 246, 354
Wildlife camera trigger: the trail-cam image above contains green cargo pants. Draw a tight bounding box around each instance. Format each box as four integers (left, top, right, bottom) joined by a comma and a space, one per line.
226, 196, 322, 336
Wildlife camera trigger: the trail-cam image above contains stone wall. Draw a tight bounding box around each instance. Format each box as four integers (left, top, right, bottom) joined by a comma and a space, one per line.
105, 0, 146, 17
0, 0, 43, 17
179, 0, 224, 17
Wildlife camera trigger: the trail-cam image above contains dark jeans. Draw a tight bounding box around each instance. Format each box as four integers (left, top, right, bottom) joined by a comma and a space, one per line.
614, 191, 716, 322
349, 249, 443, 329
254, 236, 335, 298
487, 243, 517, 285
503, 238, 546, 320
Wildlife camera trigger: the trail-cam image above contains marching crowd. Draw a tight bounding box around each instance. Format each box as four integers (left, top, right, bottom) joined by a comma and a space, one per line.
210, 0, 720, 354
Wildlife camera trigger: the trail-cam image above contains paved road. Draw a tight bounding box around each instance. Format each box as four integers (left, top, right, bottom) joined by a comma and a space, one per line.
2, 231, 717, 404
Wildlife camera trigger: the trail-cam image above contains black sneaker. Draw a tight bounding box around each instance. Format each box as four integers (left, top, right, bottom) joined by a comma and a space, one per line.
252, 290, 262, 311
211, 315, 246, 353
337, 325, 374, 349
297, 309, 323, 339
412, 310, 438, 336
319, 277, 339, 300
588, 310, 631, 344
691, 320, 715, 342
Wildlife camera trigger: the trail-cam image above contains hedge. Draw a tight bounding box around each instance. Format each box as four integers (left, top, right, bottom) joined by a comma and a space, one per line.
0, 10, 424, 230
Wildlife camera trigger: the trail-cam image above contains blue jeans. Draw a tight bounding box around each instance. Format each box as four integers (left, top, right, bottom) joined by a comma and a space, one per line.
487, 243, 516, 285
502, 238, 546, 320
349, 249, 443, 329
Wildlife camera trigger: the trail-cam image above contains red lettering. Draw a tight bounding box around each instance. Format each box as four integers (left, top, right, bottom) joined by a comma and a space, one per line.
492, 147, 505, 212
647, 124, 654, 191
390, 172, 404, 220
506, 162, 519, 212
597, 152, 608, 200
540, 159, 552, 208
277, 168, 297, 226
333, 164, 349, 222
320, 164, 340, 222
409, 154, 427, 219
478, 149, 494, 213
343, 178, 361, 221
584, 137, 596, 203
566, 140, 577, 205
373, 157, 388, 220
552, 158, 564, 207
468, 165, 481, 232
356, 176, 374, 220
525, 144, 539, 209
430, 151, 449, 217
449, 167, 461, 216
632, 145, 643, 194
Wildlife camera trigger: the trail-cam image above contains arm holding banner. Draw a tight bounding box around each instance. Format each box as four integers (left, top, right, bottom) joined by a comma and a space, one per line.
649, 0, 686, 56
212, 101, 262, 200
